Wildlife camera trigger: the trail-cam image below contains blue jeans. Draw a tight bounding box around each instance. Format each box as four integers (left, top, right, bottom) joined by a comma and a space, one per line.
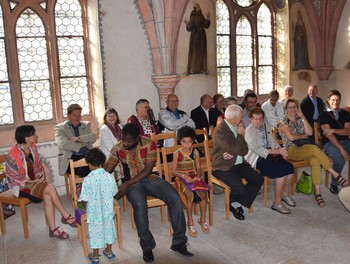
324, 140, 350, 186
126, 177, 187, 251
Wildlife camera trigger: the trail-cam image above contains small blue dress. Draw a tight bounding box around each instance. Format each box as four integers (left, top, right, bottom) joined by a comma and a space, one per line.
79, 168, 118, 249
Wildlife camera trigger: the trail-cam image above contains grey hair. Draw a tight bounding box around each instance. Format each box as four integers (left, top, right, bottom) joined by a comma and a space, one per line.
225, 104, 243, 120
284, 85, 293, 92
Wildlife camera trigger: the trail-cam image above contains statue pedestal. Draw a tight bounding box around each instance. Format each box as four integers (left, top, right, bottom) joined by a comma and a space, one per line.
316, 66, 334, 80
152, 74, 181, 109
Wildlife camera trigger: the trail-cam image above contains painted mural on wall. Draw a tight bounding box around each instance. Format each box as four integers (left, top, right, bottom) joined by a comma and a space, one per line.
184, 3, 210, 75
293, 11, 313, 71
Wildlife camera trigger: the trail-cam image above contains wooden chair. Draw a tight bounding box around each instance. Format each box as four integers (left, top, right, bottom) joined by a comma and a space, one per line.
69, 158, 122, 256
0, 154, 31, 239
314, 122, 349, 187
150, 131, 177, 176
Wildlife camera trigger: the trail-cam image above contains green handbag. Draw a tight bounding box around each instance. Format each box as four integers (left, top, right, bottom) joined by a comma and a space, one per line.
295, 171, 314, 195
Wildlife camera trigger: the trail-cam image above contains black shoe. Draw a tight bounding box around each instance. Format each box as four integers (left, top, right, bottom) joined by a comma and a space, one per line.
329, 184, 339, 194
170, 243, 194, 257
143, 249, 154, 262
230, 205, 245, 220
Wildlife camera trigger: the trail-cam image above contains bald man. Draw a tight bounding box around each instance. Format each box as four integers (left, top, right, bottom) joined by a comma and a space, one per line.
190, 94, 217, 142
158, 94, 195, 147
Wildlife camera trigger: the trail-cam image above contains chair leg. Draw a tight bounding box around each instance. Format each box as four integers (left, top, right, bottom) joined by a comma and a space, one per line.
115, 208, 122, 249
77, 224, 83, 241
208, 191, 213, 226
122, 196, 127, 212
81, 215, 88, 257
224, 188, 230, 220
291, 169, 299, 195
160, 206, 165, 224
0, 201, 6, 235
325, 171, 330, 188
263, 176, 269, 207
19, 202, 29, 239
64, 173, 71, 199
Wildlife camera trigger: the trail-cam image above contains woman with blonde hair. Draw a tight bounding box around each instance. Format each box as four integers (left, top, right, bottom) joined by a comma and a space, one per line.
278, 98, 348, 207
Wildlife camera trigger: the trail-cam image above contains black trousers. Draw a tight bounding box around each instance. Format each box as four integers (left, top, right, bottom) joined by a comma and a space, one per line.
213, 163, 263, 208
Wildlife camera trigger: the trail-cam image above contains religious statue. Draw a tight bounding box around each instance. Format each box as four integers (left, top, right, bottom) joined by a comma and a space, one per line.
293, 11, 313, 70
184, 3, 210, 75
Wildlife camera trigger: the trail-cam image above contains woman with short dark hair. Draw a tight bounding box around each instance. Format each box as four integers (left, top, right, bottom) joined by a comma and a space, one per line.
6, 125, 77, 239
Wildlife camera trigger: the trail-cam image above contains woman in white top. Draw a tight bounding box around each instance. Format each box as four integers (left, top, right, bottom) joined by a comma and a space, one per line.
99, 108, 123, 158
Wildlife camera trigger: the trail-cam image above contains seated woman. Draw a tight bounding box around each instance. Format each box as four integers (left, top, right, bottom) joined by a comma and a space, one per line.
278, 98, 348, 207
216, 96, 238, 127
99, 107, 123, 159
245, 108, 295, 214
127, 99, 159, 137
6, 125, 77, 239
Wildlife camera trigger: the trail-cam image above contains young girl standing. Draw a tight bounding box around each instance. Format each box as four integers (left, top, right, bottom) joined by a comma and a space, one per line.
172, 126, 210, 237
79, 148, 118, 264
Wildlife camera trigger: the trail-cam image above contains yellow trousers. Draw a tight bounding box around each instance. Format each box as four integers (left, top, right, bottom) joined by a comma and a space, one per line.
288, 144, 331, 185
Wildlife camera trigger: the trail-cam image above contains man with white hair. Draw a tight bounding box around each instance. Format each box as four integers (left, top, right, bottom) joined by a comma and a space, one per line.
211, 105, 263, 220
158, 94, 195, 147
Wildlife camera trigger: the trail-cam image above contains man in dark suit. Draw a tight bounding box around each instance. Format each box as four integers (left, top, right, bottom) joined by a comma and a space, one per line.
300, 84, 324, 128
190, 94, 216, 142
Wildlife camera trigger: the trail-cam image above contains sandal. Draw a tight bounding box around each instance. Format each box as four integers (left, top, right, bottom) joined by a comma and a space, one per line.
187, 224, 198, 237
61, 214, 77, 228
103, 249, 116, 259
315, 194, 326, 207
198, 219, 210, 234
282, 195, 297, 207
88, 253, 99, 264
336, 175, 349, 187
49, 226, 69, 239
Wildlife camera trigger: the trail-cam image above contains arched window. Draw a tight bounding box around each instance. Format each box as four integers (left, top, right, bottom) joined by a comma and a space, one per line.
216, 0, 276, 98
0, 0, 94, 145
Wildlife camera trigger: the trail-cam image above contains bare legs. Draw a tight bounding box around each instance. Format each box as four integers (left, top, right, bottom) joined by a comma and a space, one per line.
43, 184, 74, 231
185, 199, 209, 236
274, 173, 293, 205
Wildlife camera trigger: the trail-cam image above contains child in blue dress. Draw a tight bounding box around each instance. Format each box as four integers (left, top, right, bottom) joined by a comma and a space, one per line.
79, 148, 118, 264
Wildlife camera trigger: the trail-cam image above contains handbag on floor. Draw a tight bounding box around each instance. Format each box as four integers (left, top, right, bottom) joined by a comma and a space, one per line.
295, 171, 314, 195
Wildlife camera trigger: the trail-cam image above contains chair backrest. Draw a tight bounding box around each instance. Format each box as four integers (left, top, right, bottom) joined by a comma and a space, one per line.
0, 154, 6, 180
272, 127, 283, 146
313, 122, 323, 148
150, 131, 177, 177
69, 158, 88, 208
161, 145, 181, 182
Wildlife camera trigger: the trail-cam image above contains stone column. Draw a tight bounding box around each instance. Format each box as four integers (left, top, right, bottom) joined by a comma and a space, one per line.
152, 74, 181, 109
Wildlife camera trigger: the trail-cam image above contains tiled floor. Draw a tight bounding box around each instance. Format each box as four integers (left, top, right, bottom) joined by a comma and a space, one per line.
1, 173, 350, 264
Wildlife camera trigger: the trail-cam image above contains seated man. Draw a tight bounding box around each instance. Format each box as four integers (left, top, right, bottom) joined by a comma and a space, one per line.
212, 105, 264, 220
190, 94, 216, 142
128, 99, 160, 138
242, 92, 258, 128
319, 89, 350, 194
55, 104, 96, 177
105, 123, 193, 262
158, 94, 195, 147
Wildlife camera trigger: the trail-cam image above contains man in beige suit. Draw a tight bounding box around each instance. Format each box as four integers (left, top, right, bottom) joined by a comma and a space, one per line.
55, 104, 96, 176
